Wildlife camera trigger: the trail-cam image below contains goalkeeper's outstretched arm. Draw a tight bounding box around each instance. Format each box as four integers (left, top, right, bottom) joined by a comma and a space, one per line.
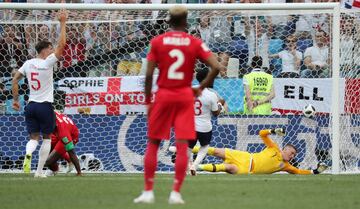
259, 128, 284, 148
284, 162, 328, 175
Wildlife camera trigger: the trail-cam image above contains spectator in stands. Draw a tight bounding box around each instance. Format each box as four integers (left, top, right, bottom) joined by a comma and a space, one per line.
84, 23, 98, 56
340, 14, 356, 78
24, 25, 37, 58
196, 15, 211, 45
62, 26, 86, 68
269, 34, 302, 78
117, 15, 144, 76
207, 0, 235, 3
247, 17, 271, 71
38, 25, 49, 40
207, 14, 232, 77
0, 25, 27, 77
301, 30, 330, 78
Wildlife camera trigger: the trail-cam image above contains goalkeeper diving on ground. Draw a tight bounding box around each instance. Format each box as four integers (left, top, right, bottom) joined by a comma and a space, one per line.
170, 128, 328, 175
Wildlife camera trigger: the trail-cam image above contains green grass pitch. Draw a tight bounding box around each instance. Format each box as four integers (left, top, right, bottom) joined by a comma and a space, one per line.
1, 173, 360, 209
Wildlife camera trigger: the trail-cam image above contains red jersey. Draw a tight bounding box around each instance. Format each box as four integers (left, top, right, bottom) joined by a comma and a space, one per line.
51, 112, 79, 145
147, 31, 212, 89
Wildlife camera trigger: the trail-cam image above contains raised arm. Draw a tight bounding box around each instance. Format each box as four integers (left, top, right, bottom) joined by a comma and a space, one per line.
12, 71, 24, 111
259, 129, 277, 148
54, 9, 68, 60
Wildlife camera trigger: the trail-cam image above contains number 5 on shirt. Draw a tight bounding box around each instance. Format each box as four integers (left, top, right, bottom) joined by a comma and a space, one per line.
30, 72, 41, 91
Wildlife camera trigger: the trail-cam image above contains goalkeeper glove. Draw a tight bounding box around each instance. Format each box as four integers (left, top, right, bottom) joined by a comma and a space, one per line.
271, 128, 286, 136
313, 162, 328, 174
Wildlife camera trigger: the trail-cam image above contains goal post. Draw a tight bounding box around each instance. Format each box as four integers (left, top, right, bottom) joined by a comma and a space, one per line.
1, 2, 357, 174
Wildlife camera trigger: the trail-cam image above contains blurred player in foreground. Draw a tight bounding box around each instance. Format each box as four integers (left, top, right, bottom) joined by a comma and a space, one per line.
134, 5, 221, 205
171, 128, 327, 175
44, 111, 82, 176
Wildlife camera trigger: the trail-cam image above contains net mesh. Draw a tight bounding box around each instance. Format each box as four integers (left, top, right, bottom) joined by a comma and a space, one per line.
0, 6, 359, 173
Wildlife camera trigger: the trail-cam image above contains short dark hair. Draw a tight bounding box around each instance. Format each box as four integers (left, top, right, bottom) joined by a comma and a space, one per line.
251, 56, 263, 69
284, 144, 298, 153
168, 5, 188, 28
35, 40, 52, 54
196, 69, 209, 83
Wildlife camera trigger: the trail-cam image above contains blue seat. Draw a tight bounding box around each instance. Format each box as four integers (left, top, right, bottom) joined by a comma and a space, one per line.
268, 38, 284, 54
297, 39, 313, 53
230, 37, 249, 69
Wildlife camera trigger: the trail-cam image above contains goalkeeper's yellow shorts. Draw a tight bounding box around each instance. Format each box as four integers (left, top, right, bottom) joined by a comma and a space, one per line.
224, 148, 251, 174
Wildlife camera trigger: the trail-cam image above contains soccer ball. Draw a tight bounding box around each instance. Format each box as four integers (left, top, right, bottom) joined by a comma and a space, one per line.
303, 104, 316, 118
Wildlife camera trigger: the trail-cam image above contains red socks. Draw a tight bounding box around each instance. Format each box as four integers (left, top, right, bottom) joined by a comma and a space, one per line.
143, 140, 188, 193
173, 142, 188, 192
144, 141, 159, 191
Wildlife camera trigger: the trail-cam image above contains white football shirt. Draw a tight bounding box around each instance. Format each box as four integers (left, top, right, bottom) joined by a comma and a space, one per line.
18, 53, 58, 103
194, 88, 219, 133
278, 50, 303, 74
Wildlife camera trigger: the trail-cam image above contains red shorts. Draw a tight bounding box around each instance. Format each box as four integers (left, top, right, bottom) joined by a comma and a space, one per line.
148, 88, 196, 140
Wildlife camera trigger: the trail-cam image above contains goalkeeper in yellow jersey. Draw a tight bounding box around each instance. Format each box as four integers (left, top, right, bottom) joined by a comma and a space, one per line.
171, 128, 327, 175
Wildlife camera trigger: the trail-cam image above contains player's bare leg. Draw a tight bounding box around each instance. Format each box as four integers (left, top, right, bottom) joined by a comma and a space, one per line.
23, 133, 40, 173
191, 145, 210, 176
134, 138, 159, 204
35, 133, 51, 178
168, 139, 187, 204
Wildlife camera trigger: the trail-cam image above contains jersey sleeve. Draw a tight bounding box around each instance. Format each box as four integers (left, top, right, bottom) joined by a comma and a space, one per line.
18, 61, 28, 76
259, 129, 278, 148
283, 162, 312, 175
56, 123, 72, 142
146, 39, 157, 62
71, 125, 79, 145
44, 53, 58, 69
197, 39, 212, 62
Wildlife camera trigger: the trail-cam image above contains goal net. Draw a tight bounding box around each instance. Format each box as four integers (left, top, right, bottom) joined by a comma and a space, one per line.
0, 3, 358, 174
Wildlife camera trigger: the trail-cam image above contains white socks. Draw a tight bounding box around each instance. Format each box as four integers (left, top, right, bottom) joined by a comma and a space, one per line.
193, 145, 209, 168
187, 148, 193, 164
36, 139, 51, 174
26, 140, 39, 155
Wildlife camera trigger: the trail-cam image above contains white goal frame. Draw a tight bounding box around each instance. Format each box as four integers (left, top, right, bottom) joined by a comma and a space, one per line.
0, 2, 341, 174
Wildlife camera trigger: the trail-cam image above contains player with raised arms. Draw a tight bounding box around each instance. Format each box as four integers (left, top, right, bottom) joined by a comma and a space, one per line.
12, 8, 68, 177
45, 111, 82, 176
134, 5, 222, 204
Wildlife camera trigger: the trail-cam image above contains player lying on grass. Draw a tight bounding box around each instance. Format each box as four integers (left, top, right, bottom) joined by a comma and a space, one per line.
170, 128, 327, 175
44, 111, 82, 176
